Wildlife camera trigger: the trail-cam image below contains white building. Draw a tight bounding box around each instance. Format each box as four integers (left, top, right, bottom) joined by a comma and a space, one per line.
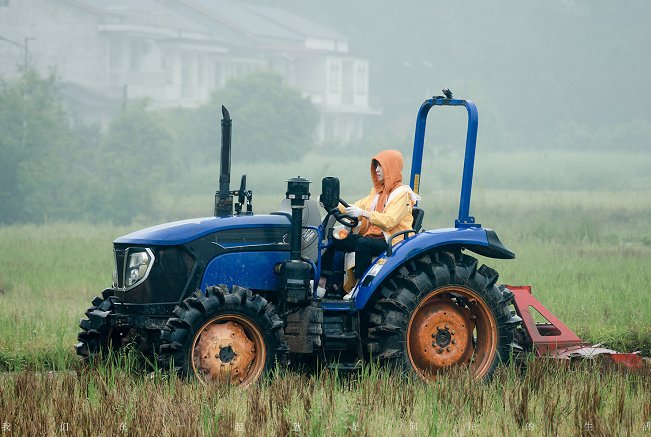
0, 0, 379, 143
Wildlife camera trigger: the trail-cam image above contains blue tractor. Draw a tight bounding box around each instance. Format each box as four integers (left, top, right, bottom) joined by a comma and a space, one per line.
77, 92, 521, 385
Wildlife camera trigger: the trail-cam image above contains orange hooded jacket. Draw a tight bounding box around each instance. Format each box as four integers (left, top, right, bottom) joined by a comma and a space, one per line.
350, 150, 420, 243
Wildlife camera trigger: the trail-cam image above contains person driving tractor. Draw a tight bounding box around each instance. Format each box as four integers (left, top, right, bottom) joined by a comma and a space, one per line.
325, 149, 421, 295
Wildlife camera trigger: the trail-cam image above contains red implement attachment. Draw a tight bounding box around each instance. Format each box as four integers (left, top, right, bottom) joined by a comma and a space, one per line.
507, 285, 647, 371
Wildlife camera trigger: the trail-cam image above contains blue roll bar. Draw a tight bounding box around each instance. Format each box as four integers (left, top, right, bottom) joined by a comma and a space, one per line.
409, 97, 480, 228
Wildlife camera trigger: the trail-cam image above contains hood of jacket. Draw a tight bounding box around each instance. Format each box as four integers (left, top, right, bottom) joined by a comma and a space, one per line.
371, 149, 403, 194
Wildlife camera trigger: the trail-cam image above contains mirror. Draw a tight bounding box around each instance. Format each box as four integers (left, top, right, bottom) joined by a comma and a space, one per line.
321, 177, 340, 211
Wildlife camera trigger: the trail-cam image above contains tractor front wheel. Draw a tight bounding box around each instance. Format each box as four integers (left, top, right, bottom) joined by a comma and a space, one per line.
366, 251, 519, 380
159, 285, 287, 387
76, 289, 129, 358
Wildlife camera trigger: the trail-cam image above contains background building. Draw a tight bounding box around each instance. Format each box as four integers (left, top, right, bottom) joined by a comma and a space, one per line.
0, 0, 379, 143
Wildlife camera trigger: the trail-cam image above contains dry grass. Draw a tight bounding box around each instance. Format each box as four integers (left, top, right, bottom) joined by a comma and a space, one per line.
1, 360, 650, 436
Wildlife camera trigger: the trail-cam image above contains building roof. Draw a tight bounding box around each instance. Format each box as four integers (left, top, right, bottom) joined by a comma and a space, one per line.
168, 0, 347, 49
182, 0, 302, 41
64, 0, 348, 52
67, 0, 229, 42
244, 4, 346, 42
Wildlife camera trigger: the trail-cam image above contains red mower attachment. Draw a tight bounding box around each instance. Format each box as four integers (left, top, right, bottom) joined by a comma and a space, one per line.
507, 285, 647, 371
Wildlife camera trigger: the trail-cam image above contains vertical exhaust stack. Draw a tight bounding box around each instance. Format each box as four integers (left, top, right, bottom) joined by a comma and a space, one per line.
280, 177, 313, 305
285, 177, 311, 261
215, 106, 233, 217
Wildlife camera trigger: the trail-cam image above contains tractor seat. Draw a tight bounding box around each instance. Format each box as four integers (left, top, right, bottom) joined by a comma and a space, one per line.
412, 207, 424, 232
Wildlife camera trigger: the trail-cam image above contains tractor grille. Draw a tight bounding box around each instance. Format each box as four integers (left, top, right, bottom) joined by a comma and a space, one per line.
113, 244, 194, 304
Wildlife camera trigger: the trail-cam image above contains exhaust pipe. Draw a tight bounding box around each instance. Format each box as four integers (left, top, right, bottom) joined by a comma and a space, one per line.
215, 106, 233, 217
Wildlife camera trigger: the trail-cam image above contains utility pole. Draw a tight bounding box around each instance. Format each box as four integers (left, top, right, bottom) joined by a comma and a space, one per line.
0, 34, 33, 71
23, 36, 33, 69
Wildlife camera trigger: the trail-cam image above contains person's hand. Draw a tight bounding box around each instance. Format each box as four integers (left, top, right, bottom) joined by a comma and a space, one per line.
344, 205, 368, 218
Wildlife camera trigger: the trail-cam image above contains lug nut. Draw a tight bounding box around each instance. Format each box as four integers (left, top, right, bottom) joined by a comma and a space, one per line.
452, 339, 457, 345
445, 324, 449, 330
446, 347, 451, 352
437, 348, 444, 354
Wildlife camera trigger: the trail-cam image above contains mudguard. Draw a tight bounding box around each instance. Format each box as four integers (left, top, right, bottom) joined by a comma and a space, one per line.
354, 227, 514, 310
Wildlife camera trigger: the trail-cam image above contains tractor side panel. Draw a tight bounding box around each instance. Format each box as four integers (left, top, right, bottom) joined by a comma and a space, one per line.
354, 227, 491, 310
201, 251, 289, 292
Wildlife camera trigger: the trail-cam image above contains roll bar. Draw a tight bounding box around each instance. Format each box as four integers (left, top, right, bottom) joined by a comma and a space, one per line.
409, 95, 480, 228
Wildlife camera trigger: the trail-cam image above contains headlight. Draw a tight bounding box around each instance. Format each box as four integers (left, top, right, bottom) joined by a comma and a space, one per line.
114, 248, 154, 291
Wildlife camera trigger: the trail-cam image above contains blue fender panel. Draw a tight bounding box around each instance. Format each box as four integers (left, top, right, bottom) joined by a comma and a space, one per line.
354, 227, 496, 310
200, 251, 289, 292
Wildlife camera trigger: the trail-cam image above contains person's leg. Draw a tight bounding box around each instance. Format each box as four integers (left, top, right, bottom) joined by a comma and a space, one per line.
332, 233, 362, 252
354, 237, 387, 275
320, 234, 362, 289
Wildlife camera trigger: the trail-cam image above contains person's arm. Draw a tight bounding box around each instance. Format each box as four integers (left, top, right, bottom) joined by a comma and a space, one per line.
338, 190, 374, 213
367, 191, 412, 231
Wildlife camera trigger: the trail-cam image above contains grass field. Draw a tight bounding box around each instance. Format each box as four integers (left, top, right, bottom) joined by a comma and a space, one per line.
1, 150, 650, 435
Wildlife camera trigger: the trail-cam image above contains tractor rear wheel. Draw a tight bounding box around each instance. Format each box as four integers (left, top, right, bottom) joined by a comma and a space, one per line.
366, 251, 519, 380
159, 285, 287, 388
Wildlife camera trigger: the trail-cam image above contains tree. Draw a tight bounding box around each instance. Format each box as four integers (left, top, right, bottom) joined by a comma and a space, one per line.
95, 100, 178, 223
0, 70, 74, 223
179, 71, 319, 166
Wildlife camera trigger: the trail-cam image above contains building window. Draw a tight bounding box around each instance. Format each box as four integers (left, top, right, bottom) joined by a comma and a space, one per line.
162, 55, 174, 85
197, 58, 204, 85
328, 59, 341, 94
214, 61, 223, 87
130, 41, 145, 72
355, 62, 367, 96
109, 40, 123, 71
181, 53, 195, 98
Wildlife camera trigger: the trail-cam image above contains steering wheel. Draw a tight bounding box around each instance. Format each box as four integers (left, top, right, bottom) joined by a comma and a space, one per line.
328, 198, 359, 228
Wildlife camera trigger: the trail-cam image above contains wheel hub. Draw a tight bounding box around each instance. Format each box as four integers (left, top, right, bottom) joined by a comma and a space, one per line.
434, 327, 452, 348
218, 345, 236, 363
408, 298, 475, 375
193, 321, 257, 385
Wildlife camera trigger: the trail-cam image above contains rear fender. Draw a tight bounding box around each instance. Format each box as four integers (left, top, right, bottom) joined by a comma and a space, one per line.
354, 227, 514, 310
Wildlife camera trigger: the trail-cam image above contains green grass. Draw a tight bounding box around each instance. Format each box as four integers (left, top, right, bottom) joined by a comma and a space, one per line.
0, 223, 127, 370
1, 190, 649, 368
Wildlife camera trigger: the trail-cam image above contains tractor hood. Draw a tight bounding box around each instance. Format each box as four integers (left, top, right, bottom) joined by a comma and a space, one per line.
113, 214, 291, 246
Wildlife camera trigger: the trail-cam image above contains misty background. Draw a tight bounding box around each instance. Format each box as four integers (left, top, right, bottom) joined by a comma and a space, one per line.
1, 0, 650, 227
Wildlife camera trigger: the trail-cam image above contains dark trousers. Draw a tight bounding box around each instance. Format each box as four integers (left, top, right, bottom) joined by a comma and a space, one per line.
330, 234, 387, 276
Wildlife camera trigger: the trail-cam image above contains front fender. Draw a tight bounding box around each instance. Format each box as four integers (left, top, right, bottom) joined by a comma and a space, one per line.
354, 227, 514, 310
